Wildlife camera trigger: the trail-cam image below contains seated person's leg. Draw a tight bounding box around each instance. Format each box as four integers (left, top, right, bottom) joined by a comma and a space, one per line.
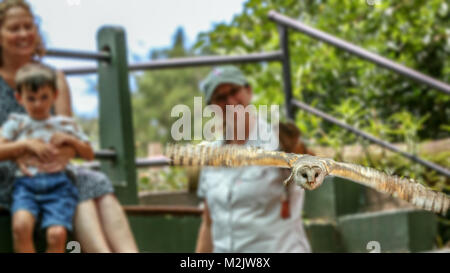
46, 225, 67, 253
96, 194, 138, 253
39, 172, 78, 252
73, 199, 112, 253
12, 210, 36, 253
71, 168, 138, 253
11, 177, 39, 253
71, 168, 114, 252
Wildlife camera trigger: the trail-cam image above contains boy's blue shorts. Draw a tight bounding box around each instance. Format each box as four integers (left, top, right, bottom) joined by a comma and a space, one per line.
11, 172, 79, 232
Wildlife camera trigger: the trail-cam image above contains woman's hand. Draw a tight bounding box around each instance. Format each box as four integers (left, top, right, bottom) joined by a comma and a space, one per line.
15, 145, 77, 174
37, 145, 77, 173
51, 133, 94, 161
23, 139, 58, 162
50, 132, 76, 147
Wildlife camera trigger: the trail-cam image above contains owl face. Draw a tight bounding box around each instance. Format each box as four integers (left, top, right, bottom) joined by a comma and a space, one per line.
292, 156, 328, 190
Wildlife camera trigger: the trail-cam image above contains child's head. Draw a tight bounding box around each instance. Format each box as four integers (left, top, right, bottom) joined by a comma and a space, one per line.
14, 63, 58, 120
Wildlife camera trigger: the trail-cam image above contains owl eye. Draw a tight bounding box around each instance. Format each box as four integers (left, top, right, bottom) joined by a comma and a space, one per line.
302, 173, 307, 179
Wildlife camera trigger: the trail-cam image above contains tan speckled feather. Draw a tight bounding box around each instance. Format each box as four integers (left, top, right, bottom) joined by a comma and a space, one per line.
165, 144, 449, 214
328, 161, 449, 215
165, 144, 296, 168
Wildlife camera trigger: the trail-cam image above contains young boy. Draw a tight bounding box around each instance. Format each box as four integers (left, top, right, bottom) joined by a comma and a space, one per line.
0, 63, 94, 253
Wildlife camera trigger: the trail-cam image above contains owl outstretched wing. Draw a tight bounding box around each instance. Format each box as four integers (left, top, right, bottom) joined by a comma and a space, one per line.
165, 144, 449, 215
327, 160, 449, 215
165, 144, 296, 168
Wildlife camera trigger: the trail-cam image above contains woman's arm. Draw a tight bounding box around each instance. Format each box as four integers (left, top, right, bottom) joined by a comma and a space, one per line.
54, 70, 73, 117
33, 146, 76, 174
195, 201, 213, 253
0, 137, 27, 161
0, 137, 57, 162
1, 138, 34, 176
0, 137, 59, 176
51, 132, 94, 161
67, 139, 94, 161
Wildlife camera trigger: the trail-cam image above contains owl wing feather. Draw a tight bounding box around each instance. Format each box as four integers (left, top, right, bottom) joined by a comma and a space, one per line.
328, 160, 449, 215
165, 144, 449, 215
165, 144, 295, 168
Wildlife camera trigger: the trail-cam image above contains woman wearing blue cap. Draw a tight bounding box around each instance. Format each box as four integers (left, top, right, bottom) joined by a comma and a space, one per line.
195, 65, 311, 253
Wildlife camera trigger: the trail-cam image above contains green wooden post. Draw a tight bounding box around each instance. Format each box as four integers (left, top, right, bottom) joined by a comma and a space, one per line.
97, 27, 138, 205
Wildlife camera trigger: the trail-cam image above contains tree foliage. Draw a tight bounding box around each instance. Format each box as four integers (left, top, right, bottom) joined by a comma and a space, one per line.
132, 27, 207, 156
195, 0, 449, 140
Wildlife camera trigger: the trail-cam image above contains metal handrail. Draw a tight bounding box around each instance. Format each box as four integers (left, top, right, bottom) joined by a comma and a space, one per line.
83, 157, 170, 169
291, 99, 450, 177
128, 51, 283, 71
63, 51, 283, 75
268, 11, 450, 177
46, 49, 111, 62
94, 149, 117, 160
268, 10, 450, 95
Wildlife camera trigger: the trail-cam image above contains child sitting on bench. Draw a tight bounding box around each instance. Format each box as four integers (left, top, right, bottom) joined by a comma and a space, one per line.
0, 63, 94, 252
